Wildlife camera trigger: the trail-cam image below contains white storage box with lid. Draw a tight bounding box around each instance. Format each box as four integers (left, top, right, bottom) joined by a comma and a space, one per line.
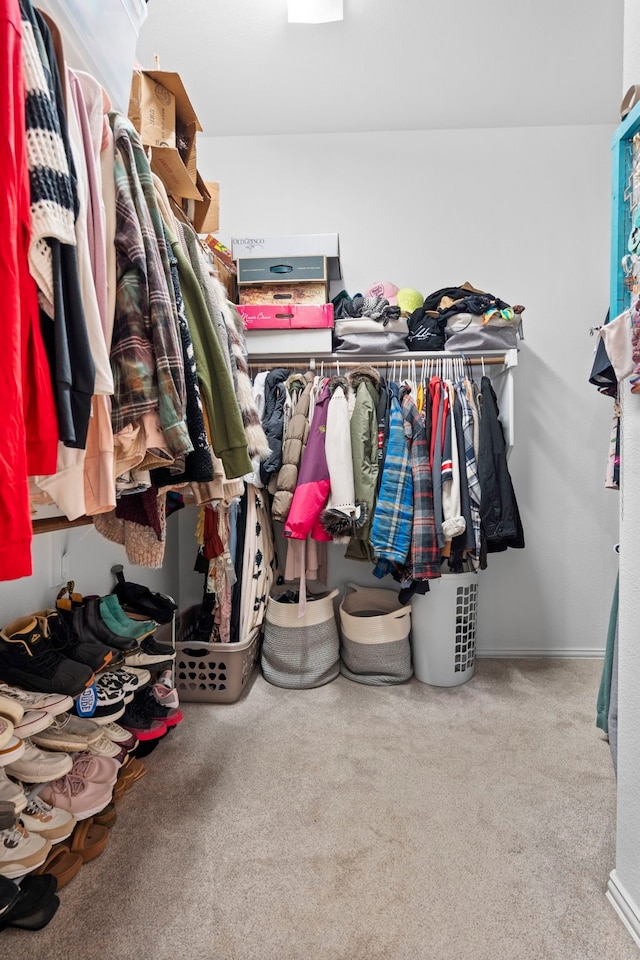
411, 572, 479, 687
245, 327, 333, 355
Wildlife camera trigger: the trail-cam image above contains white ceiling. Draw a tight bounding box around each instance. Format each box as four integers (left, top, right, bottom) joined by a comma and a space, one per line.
136, 0, 624, 138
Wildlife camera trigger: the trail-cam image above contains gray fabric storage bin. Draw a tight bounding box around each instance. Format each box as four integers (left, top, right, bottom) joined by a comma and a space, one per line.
262, 589, 340, 689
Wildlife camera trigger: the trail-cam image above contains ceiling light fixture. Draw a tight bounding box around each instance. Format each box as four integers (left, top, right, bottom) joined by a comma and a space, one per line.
287, 0, 343, 23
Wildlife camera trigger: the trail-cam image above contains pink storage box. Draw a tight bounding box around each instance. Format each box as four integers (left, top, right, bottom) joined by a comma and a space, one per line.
238, 303, 334, 330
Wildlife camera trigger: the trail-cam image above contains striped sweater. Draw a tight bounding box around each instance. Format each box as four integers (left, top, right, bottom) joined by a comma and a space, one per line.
19, 0, 76, 314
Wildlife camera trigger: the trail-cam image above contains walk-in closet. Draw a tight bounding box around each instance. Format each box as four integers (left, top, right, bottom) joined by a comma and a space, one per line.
0, 0, 637, 957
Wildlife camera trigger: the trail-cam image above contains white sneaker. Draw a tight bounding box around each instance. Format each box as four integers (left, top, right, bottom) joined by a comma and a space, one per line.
0, 694, 23, 726
119, 666, 151, 688
0, 769, 27, 814
31, 713, 101, 752
85, 734, 123, 759
5, 739, 73, 784
94, 674, 126, 707
13, 710, 53, 740
19, 795, 76, 843
0, 737, 26, 769
0, 717, 14, 751
101, 722, 138, 745
0, 684, 73, 717
124, 638, 175, 667
0, 822, 51, 878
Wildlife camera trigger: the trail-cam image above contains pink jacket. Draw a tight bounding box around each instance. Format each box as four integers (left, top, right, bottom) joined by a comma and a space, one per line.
284, 383, 332, 542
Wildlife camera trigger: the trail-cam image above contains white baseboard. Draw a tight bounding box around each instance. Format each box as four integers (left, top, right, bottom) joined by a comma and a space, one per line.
476, 649, 605, 658
607, 871, 640, 948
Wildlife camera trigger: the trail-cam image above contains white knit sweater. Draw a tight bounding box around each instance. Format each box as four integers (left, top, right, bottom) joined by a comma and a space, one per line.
21, 14, 76, 315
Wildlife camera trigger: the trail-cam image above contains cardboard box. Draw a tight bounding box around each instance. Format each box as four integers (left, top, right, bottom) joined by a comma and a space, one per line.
203, 235, 235, 272
239, 282, 328, 306
150, 148, 201, 201
129, 69, 203, 201
231, 234, 342, 280
215, 260, 237, 303
128, 72, 175, 147
238, 304, 334, 330
202, 237, 237, 301
192, 177, 220, 234
237, 256, 327, 285
245, 327, 333, 356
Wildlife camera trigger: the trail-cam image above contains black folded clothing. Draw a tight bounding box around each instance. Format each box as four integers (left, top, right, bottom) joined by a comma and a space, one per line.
111, 566, 177, 624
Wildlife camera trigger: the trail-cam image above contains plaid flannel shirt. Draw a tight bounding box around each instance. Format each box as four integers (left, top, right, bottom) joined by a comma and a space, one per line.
371, 394, 413, 576
401, 392, 441, 579
110, 113, 191, 457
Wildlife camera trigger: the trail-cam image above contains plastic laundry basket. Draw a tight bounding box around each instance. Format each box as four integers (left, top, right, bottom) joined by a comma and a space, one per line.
175, 606, 260, 704
411, 572, 479, 687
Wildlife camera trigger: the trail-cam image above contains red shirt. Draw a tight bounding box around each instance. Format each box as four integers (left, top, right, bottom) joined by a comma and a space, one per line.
0, 0, 58, 581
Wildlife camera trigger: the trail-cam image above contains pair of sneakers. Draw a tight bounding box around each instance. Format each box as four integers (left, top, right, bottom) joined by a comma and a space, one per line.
81, 667, 150, 727
120, 687, 183, 741
0, 801, 51, 881
0, 686, 76, 768
93, 667, 151, 710
40, 753, 120, 821
3, 713, 102, 785
0, 771, 76, 845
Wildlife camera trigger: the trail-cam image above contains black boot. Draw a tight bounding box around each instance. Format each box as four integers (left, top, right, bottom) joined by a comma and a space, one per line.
38, 609, 114, 672
79, 598, 138, 652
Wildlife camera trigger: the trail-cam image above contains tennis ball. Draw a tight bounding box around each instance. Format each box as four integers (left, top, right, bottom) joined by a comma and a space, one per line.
396, 288, 423, 314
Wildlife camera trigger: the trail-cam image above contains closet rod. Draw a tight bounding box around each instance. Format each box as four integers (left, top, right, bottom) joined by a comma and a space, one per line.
248, 356, 507, 370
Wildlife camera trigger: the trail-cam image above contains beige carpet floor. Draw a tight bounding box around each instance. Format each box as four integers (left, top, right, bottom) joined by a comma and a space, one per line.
2, 659, 634, 960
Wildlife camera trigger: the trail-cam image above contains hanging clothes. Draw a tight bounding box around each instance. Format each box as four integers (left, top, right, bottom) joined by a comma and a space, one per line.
429, 377, 446, 550
0, 0, 58, 580
149, 224, 213, 488
455, 379, 482, 564
216, 294, 270, 464
109, 113, 190, 458
272, 371, 315, 523
400, 389, 440, 580
27, 4, 97, 451
239, 486, 276, 645
260, 368, 290, 487
284, 381, 332, 542
441, 381, 466, 543
477, 375, 524, 552
345, 365, 381, 563
320, 377, 362, 539
371, 387, 413, 578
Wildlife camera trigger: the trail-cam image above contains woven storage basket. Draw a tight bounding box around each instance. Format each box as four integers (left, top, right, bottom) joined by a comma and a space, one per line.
261, 589, 340, 689
175, 606, 260, 704
339, 583, 412, 685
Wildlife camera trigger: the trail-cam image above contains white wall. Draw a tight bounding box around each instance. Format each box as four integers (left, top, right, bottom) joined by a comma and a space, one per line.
609, 0, 640, 943
197, 123, 619, 655
0, 523, 180, 625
